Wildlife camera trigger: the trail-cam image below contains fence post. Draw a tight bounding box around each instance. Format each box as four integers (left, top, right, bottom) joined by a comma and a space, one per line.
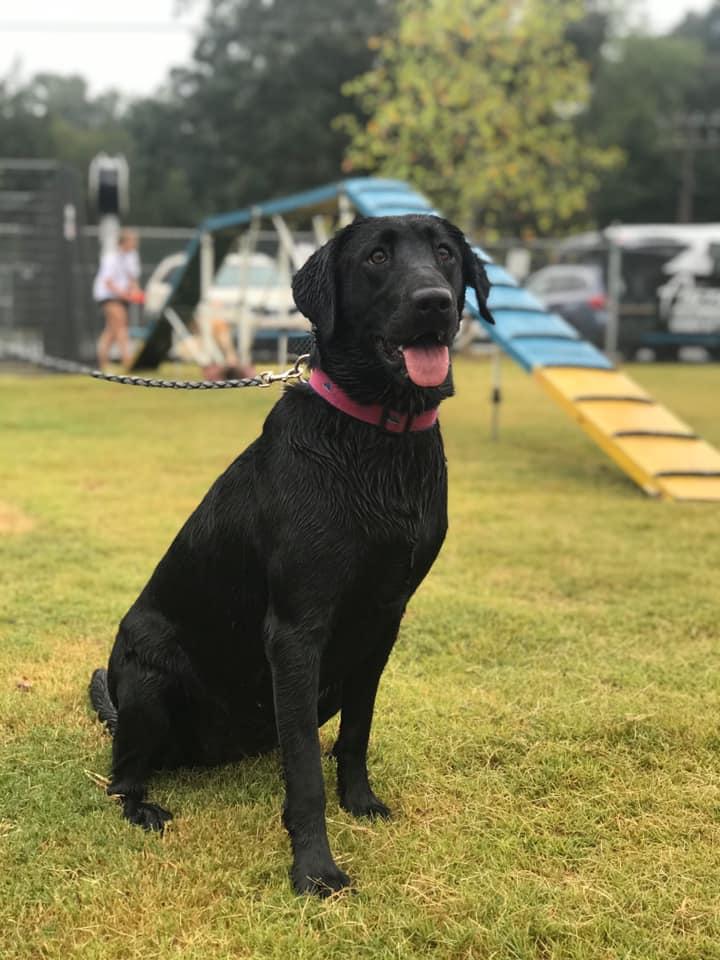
605, 238, 622, 361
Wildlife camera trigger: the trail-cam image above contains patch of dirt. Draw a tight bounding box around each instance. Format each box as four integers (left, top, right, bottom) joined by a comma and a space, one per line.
0, 501, 35, 534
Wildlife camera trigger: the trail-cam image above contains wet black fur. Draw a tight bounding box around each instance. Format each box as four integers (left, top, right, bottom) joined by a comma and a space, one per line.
89, 214, 493, 896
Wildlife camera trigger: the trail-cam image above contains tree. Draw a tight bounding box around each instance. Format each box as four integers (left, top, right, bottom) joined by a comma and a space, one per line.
0, 68, 55, 158
339, 0, 620, 235
672, 0, 720, 51
669, 1, 720, 221
163, 0, 392, 215
0, 71, 134, 203
124, 96, 199, 225
0, 0, 393, 227
584, 34, 707, 224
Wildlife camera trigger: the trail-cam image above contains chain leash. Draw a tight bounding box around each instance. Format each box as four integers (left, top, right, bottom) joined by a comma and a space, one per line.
0, 345, 311, 390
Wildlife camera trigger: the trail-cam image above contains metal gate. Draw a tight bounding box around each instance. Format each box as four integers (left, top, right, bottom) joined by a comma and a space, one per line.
0, 160, 97, 364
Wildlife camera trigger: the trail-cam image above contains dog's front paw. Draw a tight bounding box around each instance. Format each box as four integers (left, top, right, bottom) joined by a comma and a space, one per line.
125, 800, 173, 832
113, 792, 173, 832
340, 787, 391, 821
292, 858, 352, 897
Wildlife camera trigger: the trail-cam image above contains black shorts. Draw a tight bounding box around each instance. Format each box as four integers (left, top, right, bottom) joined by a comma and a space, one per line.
96, 298, 128, 308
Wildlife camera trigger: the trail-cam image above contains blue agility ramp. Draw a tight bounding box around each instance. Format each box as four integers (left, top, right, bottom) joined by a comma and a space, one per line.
134, 177, 720, 501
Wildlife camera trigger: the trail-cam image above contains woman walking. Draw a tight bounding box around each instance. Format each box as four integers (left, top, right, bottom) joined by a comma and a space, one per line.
93, 229, 141, 369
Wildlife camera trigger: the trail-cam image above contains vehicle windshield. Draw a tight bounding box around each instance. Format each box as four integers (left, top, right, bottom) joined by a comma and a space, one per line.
214, 261, 282, 289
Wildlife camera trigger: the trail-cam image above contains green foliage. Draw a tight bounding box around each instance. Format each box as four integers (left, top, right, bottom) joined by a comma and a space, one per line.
1, 0, 718, 231
673, 0, 720, 51
0, 72, 134, 211
157, 0, 392, 215
585, 34, 708, 224
339, 0, 621, 235
123, 97, 200, 226
0, 1, 390, 225
669, 1, 720, 222
1, 360, 720, 958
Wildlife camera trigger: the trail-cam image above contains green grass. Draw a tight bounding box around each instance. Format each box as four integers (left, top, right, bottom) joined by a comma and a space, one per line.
1, 358, 719, 959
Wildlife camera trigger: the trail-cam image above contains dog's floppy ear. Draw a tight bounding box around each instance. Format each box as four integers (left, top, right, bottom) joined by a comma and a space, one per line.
461, 243, 494, 326
292, 239, 336, 338
444, 220, 494, 325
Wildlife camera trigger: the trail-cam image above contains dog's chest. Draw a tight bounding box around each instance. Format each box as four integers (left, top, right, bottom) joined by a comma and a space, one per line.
344, 434, 443, 523
261, 400, 448, 598
340, 448, 447, 593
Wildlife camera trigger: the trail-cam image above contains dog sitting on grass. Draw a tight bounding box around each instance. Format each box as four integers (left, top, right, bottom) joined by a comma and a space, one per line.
89, 213, 493, 896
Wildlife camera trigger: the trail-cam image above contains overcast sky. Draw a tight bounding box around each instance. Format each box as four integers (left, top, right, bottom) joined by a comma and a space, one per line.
0, 0, 715, 99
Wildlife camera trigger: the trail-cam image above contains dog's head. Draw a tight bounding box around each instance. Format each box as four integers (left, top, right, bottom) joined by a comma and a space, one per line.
292, 214, 494, 408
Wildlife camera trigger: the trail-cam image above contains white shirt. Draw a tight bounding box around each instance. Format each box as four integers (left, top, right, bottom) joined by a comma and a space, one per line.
93, 249, 141, 302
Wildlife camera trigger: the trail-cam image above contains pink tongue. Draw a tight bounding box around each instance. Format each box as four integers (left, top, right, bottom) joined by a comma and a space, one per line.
402, 343, 449, 387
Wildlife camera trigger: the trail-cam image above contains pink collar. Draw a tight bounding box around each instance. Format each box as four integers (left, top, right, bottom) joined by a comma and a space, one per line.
308, 368, 439, 434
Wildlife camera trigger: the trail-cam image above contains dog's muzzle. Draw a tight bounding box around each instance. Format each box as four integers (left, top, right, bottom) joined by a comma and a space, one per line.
394, 286, 456, 388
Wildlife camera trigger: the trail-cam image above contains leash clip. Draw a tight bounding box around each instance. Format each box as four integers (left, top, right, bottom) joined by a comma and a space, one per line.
257, 353, 310, 388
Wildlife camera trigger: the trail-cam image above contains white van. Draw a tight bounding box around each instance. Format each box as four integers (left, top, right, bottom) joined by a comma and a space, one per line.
657, 237, 720, 342
557, 224, 720, 359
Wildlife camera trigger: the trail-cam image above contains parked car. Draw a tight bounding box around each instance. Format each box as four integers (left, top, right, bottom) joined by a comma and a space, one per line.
142, 249, 312, 365
526, 264, 608, 348
144, 251, 304, 323
195, 252, 297, 327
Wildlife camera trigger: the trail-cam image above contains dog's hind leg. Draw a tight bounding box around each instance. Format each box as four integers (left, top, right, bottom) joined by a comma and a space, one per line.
106, 669, 174, 832
89, 668, 119, 736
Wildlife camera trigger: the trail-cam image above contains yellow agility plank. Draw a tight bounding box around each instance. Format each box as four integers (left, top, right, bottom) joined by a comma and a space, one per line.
537, 367, 651, 403
534, 366, 720, 501
575, 400, 695, 439
654, 475, 720, 501
613, 436, 720, 477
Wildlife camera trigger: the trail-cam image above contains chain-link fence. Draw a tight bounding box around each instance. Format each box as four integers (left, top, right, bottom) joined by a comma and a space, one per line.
0, 160, 99, 363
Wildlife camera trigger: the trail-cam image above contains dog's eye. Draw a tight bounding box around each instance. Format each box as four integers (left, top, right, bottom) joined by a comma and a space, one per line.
437, 244, 453, 262
368, 248, 388, 265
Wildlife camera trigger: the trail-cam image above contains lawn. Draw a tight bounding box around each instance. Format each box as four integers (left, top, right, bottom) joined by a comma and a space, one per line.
1, 357, 719, 960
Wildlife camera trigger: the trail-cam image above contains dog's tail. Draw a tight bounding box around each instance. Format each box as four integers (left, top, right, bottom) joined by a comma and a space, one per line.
89, 668, 118, 737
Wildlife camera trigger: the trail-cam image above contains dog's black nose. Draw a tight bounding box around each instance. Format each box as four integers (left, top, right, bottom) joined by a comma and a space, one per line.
412, 287, 453, 314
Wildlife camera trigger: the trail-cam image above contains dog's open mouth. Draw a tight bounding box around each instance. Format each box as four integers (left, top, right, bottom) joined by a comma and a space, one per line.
381, 332, 450, 388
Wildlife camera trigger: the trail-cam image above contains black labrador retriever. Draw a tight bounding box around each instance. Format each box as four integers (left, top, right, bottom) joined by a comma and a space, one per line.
89, 213, 494, 896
